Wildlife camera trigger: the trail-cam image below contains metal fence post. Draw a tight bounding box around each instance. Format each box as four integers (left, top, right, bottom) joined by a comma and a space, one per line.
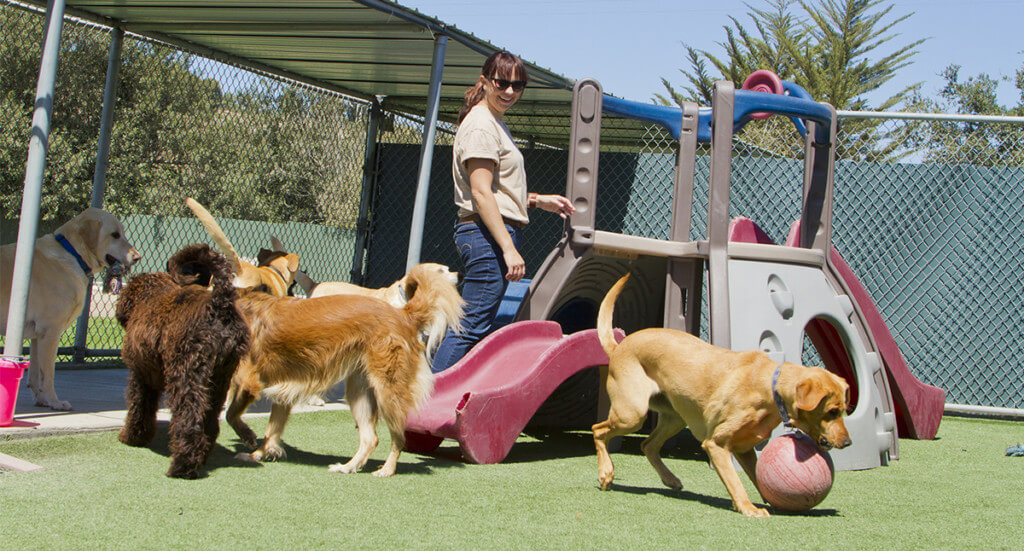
349, 97, 383, 285
3, 0, 67, 358
405, 32, 447, 270
71, 26, 123, 363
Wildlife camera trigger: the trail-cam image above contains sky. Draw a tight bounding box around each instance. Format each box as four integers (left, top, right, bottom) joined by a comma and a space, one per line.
400, 0, 1023, 109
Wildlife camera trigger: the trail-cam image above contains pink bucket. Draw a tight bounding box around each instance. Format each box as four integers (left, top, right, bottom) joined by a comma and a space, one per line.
0, 357, 28, 427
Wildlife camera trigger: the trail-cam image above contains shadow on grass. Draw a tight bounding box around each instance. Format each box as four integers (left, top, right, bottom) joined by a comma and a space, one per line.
605, 482, 840, 517
401, 427, 712, 466
144, 427, 459, 477
137, 422, 262, 479
205, 433, 471, 475
506, 428, 710, 464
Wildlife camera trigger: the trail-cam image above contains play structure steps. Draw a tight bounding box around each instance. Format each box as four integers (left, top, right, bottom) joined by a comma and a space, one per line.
404, 320, 621, 464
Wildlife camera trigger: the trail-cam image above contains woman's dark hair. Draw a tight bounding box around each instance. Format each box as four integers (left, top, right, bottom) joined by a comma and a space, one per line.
457, 50, 528, 123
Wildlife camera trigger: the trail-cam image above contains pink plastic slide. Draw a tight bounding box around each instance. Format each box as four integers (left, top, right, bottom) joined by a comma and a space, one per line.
729, 217, 944, 439
404, 320, 620, 464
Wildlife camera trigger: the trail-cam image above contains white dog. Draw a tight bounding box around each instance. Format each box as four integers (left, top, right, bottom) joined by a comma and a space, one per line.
308, 263, 458, 305
1, 208, 141, 410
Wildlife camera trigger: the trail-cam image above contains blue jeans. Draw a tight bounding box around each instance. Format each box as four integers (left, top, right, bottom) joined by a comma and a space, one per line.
431, 220, 524, 373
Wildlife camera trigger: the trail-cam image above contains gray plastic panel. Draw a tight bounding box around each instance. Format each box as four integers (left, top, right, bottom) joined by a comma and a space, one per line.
726, 258, 897, 471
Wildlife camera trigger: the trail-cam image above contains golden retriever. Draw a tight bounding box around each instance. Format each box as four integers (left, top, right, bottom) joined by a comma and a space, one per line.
593, 274, 852, 517
1, 207, 141, 410
225, 263, 463, 477
184, 198, 298, 297
298, 262, 458, 407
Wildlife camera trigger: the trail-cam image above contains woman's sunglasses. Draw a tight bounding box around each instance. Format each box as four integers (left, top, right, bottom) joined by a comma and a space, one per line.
490, 77, 527, 92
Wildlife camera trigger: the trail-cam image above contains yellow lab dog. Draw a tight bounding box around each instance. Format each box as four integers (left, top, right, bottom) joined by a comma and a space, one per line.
185, 198, 298, 297
593, 274, 852, 517
2, 208, 141, 410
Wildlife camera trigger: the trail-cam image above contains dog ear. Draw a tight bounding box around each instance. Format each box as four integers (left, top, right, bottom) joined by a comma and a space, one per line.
286, 253, 299, 272
82, 217, 103, 251
114, 286, 134, 326
794, 377, 829, 417
256, 248, 277, 265
403, 270, 420, 299
269, 235, 287, 252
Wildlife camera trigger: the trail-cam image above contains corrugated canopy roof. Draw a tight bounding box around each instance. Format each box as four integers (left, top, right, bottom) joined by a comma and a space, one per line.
20, 0, 600, 145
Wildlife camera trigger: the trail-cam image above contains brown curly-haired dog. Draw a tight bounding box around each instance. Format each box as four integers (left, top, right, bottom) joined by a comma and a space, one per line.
115, 244, 249, 479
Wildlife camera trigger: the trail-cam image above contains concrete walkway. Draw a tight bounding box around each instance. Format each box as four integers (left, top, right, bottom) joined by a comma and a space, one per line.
1, 367, 348, 440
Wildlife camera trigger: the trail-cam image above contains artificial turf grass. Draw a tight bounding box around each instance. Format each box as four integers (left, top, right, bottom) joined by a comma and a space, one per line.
1, 412, 1020, 549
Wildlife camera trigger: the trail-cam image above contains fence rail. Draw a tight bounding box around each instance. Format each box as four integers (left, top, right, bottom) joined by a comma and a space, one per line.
2, 2, 1021, 410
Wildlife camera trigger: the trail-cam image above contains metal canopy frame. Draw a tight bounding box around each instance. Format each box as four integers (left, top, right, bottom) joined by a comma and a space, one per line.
12, 0, 579, 140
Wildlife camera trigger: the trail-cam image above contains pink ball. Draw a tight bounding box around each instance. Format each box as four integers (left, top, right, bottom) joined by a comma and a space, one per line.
756, 433, 835, 511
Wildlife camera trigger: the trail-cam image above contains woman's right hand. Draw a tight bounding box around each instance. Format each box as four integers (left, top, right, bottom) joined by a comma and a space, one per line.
503, 248, 526, 282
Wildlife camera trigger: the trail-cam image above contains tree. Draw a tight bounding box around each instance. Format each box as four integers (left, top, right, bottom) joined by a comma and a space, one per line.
656, 0, 927, 161
914, 58, 1024, 167
1, 3, 367, 231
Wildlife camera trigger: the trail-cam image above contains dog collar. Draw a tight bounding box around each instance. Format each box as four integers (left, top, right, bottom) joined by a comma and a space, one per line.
772, 363, 794, 428
269, 265, 287, 284
54, 234, 93, 276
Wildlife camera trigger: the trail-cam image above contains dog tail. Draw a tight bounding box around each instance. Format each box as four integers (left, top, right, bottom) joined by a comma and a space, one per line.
166, 243, 238, 310
597, 274, 629, 358
185, 198, 242, 275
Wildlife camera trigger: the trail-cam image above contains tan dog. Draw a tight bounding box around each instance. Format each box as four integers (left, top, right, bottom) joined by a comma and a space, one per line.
185, 198, 298, 297
1, 208, 141, 410
593, 274, 852, 517
225, 263, 463, 477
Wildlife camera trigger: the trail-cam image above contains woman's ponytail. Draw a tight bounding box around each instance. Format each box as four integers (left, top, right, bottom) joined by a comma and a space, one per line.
458, 82, 487, 123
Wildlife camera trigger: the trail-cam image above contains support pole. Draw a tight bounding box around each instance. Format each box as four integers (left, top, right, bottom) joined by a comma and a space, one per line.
90, 27, 122, 207
3, 0, 68, 358
349, 97, 383, 285
405, 33, 447, 270
72, 27, 123, 362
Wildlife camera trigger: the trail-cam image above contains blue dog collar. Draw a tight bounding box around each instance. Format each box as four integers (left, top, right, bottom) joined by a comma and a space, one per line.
54, 234, 93, 276
772, 363, 795, 429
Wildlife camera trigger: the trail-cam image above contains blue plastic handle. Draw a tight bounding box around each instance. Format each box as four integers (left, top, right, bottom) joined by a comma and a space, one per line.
600, 81, 830, 143
599, 96, 692, 140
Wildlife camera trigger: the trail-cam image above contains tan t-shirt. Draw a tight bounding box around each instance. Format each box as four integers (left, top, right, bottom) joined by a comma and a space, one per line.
452, 103, 529, 225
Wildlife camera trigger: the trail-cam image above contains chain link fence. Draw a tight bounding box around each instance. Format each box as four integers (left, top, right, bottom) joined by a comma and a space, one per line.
2, 2, 1021, 409
2, 2, 368, 363
368, 106, 1023, 410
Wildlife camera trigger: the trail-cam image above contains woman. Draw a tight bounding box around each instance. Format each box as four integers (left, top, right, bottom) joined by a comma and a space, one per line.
430, 51, 574, 373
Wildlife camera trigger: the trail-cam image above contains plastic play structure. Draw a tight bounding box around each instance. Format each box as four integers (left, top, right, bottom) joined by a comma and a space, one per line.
405, 71, 945, 470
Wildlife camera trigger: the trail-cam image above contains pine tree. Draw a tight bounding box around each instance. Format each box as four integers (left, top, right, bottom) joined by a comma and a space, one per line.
656, 0, 927, 161
658, 0, 924, 110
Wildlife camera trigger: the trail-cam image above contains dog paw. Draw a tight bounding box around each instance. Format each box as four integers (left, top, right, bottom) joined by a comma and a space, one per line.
166, 467, 201, 480
166, 459, 202, 479
234, 452, 259, 463
372, 466, 395, 478
35, 395, 72, 411
660, 475, 683, 491
740, 505, 770, 518
327, 462, 357, 474
250, 446, 286, 462
118, 433, 151, 448
307, 396, 326, 407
